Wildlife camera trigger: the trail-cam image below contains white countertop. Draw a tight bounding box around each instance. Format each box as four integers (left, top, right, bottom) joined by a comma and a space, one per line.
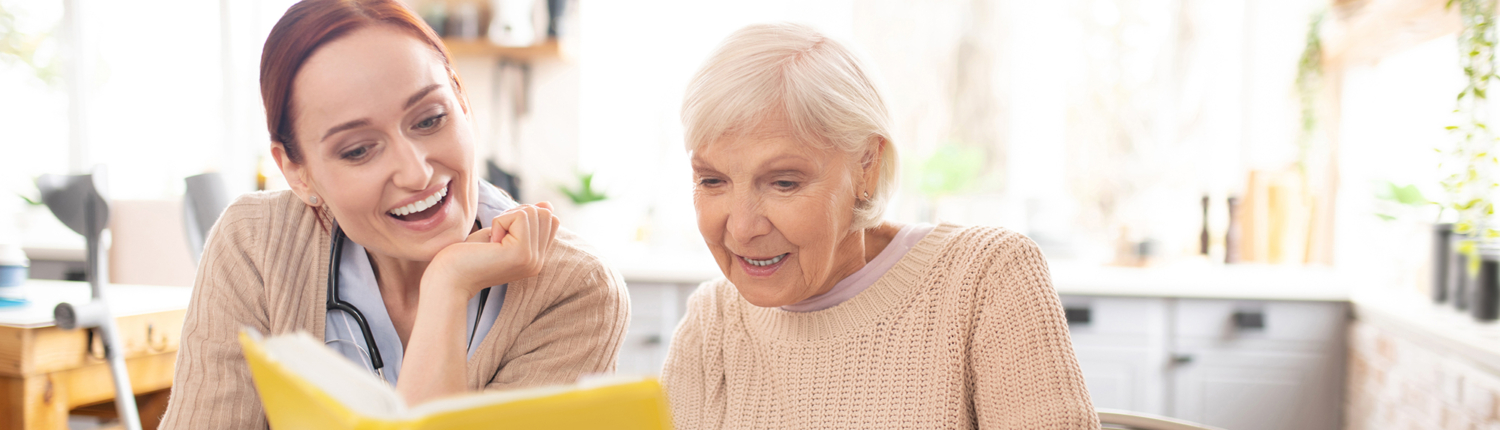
609, 250, 721, 285
609, 251, 1357, 302
0, 280, 193, 328
1352, 288, 1500, 376
1048, 261, 1356, 301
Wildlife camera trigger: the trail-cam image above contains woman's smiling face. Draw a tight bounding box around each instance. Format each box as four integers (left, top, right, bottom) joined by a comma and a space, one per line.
279, 25, 476, 262
691, 119, 870, 307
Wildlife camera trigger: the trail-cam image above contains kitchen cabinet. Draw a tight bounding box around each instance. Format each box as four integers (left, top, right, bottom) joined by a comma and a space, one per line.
616, 262, 1355, 430
1060, 296, 1171, 415
1064, 295, 1347, 430
618, 281, 700, 376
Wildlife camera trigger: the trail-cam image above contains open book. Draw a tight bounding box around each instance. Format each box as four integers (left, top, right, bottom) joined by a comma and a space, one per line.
239, 329, 673, 430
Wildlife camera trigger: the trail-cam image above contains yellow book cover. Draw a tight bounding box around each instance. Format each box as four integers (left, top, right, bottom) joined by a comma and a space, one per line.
238, 329, 673, 430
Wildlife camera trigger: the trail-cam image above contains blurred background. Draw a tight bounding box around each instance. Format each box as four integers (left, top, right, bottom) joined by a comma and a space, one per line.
1, 0, 1385, 275
0, 0, 1489, 429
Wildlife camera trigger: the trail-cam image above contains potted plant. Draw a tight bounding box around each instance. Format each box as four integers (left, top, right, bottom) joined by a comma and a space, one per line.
1438, 0, 1500, 315
556, 171, 624, 246
1373, 182, 1453, 302
557, 172, 607, 207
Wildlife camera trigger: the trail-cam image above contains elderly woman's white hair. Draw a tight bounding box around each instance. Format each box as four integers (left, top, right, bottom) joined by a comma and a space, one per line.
682, 22, 897, 231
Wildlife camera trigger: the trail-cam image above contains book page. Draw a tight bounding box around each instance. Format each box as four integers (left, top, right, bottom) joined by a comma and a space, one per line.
406, 375, 649, 417
263, 332, 408, 418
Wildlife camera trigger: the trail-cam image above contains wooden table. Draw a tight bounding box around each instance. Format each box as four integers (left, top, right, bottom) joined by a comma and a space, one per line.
0, 281, 191, 429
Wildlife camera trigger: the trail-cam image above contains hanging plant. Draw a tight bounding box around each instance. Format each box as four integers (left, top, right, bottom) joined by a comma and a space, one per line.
1440, 0, 1500, 270
1295, 10, 1324, 175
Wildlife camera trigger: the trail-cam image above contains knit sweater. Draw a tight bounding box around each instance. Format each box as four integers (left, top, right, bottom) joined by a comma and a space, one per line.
158, 190, 630, 429
661, 223, 1099, 429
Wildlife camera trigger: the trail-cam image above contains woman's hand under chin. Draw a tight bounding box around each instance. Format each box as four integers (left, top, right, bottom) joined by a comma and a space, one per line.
423, 202, 561, 299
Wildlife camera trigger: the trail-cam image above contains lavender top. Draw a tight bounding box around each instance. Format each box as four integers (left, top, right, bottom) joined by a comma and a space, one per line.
781, 223, 937, 312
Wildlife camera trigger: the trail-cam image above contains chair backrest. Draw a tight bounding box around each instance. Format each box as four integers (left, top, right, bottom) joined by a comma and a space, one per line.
1098, 409, 1224, 430
183, 173, 231, 265
110, 199, 196, 287
486, 160, 522, 201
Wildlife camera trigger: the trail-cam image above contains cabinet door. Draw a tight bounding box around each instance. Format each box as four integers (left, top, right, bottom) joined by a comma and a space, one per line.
618, 282, 699, 376
1061, 296, 1171, 415
1170, 300, 1346, 430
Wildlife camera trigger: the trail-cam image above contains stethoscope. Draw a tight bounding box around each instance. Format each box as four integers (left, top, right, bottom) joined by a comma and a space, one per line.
325, 224, 490, 381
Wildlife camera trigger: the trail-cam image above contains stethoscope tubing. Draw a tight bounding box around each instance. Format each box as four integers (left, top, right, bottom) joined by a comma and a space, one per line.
327, 225, 386, 372
325, 224, 491, 377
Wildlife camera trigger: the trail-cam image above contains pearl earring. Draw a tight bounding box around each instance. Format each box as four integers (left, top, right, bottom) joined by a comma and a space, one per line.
862, 191, 870, 200
309, 195, 320, 205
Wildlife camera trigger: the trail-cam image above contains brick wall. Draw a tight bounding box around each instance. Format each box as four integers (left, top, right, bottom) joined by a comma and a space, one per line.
1345, 320, 1500, 430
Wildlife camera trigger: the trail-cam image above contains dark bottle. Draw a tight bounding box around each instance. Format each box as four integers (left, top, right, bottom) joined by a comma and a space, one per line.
1474, 246, 1500, 321
1225, 196, 1241, 264
1200, 195, 1210, 256
1433, 223, 1453, 303
1451, 236, 1471, 311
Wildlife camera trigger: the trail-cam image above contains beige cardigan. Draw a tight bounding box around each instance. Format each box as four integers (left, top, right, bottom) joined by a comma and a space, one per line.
661, 223, 1099, 429
158, 191, 630, 429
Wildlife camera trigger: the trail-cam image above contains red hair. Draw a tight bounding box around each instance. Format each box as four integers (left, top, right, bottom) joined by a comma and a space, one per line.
261, 0, 468, 163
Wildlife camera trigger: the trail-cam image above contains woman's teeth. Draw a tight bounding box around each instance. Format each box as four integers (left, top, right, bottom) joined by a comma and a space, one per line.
389, 186, 447, 216
744, 254, 786, 267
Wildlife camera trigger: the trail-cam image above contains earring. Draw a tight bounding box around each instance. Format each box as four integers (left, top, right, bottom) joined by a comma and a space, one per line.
309, 195, 320, 206
862, 191, 870, 200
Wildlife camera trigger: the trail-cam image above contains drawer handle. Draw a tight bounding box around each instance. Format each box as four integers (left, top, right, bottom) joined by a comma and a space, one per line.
147, 323, 169, 353
1232, 311, 1265, 330
1064, 307, 1091, 325
86, 329, 106, 361
1171, 353, 1194, 365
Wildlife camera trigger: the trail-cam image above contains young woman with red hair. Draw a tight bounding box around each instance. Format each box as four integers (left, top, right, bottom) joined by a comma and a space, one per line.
159, 1, 628, 427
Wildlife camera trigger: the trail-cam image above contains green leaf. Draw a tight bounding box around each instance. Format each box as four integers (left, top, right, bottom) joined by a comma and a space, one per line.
1393, 184, 1430, 206
1375, 213, 1397, 221
556, 172, 608, 205
1375, 182, 1431, 207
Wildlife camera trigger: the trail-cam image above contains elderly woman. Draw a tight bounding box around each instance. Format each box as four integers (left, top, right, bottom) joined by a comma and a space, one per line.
661, 23, 1098, 429
158, 0, 628, 427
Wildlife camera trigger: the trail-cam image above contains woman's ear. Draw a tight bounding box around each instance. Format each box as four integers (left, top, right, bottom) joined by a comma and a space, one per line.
271, 142, 319, 206
859, 137, 885, 198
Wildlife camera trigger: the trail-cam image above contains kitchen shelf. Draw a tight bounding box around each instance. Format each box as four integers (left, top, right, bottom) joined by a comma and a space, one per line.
440, 37, 562, 60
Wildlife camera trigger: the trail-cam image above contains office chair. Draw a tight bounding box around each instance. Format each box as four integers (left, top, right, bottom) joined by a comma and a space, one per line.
1099, 409, 1223, 430
487, 160, 522, 201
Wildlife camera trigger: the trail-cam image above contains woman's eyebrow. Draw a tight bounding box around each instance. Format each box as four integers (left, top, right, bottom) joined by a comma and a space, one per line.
321, 119, 371, 142
319, 84, 445, 142
404, 83, 442, 109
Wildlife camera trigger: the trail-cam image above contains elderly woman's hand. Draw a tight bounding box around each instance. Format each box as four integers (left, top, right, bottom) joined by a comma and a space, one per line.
423, 202, 560, 298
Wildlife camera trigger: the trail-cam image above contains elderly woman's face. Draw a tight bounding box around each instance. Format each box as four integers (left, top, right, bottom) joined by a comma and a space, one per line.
691, 121, 868, 307
283, 25, 477, 262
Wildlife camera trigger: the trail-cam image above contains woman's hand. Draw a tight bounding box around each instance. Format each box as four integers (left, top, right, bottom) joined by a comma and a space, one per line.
397, 202, 559, 406
424, 202, 561, 298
